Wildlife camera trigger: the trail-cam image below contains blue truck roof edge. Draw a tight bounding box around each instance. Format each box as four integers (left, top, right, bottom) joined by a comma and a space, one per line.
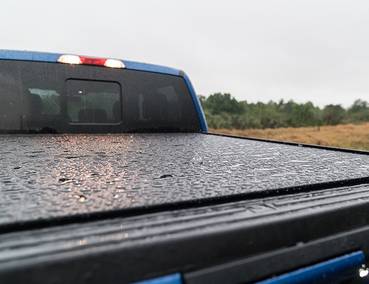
0, 49, 61, 63
0, 50, 181, 76
0, 49, 208, 133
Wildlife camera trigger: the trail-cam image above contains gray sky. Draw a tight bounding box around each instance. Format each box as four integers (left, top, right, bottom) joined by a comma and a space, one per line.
2, 0, 369, 107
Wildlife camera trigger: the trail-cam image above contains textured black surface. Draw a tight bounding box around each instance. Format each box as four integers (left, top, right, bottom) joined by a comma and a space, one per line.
2, 184, 369, 284
1, 133, 369, 226
1, 183, 369, 263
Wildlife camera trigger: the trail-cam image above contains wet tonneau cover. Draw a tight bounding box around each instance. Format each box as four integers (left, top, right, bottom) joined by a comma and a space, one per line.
1, 133, 369, 227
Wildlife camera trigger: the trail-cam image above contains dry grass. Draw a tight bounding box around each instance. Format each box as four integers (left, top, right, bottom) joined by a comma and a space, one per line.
212, 123, 369, 151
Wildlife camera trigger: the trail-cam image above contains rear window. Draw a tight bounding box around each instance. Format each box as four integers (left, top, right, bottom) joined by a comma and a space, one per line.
0, 60, 200, 133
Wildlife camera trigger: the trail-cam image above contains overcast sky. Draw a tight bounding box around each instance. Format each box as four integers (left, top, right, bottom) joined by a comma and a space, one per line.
2, 0, 369, 107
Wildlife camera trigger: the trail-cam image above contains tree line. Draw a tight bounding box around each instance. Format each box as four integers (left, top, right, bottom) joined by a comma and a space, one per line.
199, 93, 369, 129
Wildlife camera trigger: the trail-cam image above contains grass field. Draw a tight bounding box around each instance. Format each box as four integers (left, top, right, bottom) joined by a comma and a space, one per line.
212, 123, 369, 151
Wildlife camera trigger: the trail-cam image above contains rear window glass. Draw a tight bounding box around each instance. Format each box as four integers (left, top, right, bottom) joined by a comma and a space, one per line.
0, 60, 200, 133
66, 80, 121, 124
28, 89, 61, 115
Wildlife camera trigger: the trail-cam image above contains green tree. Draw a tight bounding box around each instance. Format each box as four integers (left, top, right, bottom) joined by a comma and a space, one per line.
204, 93, 243, 115
199, 93, 369, 129
347, 99, 369, 122
322, 105, 345, 125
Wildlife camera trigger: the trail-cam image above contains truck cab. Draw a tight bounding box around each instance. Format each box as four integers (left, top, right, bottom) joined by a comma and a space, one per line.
0, 50, 207, 134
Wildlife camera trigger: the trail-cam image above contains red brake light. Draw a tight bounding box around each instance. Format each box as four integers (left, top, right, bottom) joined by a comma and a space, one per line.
79, 56, 107, 66
57, 54, 125, 68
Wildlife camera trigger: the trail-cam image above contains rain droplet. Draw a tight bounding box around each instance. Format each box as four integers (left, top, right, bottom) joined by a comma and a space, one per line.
77, 195, 87, 203
359, 266, 369, 278
59, 177, 70, 183
159, 174, 173, 179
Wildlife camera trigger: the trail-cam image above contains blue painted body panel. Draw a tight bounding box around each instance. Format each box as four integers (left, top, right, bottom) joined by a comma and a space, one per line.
0, 49, 208, 132
0, 50, 61, 62
123, 60, 180, 76
0, 50, 181, 76
133, 273, 182, 284
257, 251, 365, 284
182, 72, 208, 132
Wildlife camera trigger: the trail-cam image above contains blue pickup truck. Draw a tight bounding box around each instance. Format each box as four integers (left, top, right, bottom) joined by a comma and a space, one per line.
1, 50, 369, 284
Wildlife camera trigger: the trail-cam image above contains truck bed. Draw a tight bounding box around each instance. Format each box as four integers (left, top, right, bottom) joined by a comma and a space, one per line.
1, 133, 369, 283
1, 133, 369, 228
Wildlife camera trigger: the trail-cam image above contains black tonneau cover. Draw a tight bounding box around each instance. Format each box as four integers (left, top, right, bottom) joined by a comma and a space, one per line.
2, 182, 369, 283
1, 133, 369, 230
